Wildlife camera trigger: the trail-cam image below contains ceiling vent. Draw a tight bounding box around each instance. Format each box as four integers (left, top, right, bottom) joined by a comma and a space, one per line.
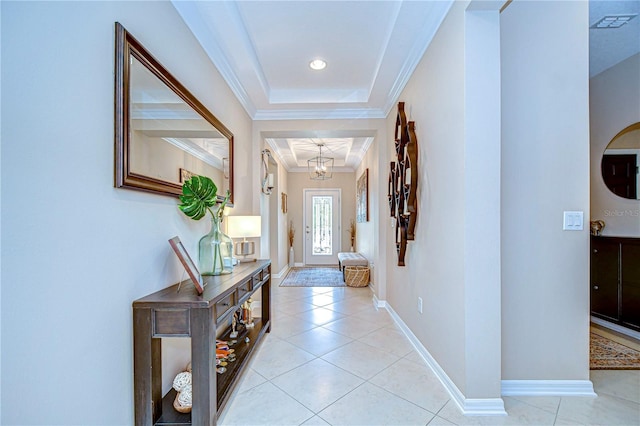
591, 14, 638, 29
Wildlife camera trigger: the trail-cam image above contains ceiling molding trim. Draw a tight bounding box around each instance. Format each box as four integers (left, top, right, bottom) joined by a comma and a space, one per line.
288, 166, 356, 173
264, 138, 289, 172
171, 1, 258, 118
360, 136, 375, 157
253, 108, 387, 121
227, 2, 272, 100
366, 2, 403, 98
264, 138, 292, 172
164, 137, 221, 169
261, 130, 377, 139
382, 0, 455, 117
348, 136, 375, 169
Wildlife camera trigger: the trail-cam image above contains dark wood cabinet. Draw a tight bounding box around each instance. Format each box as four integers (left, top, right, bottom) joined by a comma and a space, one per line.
133, 260, 271, 426
591, 236, 640, 331
621, 241, 640, 329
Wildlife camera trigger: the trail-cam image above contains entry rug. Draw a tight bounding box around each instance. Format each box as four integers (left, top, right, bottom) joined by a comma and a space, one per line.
280, 267, 345, 287
590, 333, 640, 370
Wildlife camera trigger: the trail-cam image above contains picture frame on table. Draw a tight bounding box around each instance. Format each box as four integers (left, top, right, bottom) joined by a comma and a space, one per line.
169, 236, 204, 294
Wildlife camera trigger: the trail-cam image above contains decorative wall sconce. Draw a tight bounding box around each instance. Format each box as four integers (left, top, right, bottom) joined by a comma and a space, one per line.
261, 149, 274, 195
388, 102, 418, 266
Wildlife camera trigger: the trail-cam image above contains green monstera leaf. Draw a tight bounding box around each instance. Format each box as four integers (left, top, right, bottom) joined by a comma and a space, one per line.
178, 175, 218, 220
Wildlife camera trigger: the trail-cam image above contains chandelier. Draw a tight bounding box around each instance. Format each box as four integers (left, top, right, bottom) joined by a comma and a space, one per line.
308, 143, 334, 180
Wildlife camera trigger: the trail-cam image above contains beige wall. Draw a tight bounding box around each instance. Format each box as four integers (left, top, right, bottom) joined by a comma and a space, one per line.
590, 53, 640, 237
253, 118, 386, 283
355, 137, 382, 290
1, 2, 254, 423
382, 0, 591, 402
287, 172, 356, 264
258, 154, 290, 276
501, 1, 590, 380
131, 132, 224, 188
385, 0, 469, 394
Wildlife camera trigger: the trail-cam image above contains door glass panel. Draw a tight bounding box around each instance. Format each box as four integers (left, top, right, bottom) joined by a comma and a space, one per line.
312, 196, 332, 255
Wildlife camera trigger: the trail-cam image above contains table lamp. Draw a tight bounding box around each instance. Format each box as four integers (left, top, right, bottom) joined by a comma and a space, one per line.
227, 216, 262, 262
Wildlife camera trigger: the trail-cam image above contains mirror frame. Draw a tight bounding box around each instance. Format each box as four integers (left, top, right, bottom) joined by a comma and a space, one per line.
114, 22, 234, 203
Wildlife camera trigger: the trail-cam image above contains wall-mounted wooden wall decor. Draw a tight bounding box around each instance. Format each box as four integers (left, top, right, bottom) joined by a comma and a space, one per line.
388, 102, 418, 266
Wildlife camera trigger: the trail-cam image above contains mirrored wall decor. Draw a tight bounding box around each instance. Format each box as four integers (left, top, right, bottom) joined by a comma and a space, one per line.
601, 122, 640, 200
115, 22, 234, 202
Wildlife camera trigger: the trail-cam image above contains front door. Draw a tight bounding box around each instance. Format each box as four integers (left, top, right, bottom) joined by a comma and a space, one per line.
304, 189, 341, 265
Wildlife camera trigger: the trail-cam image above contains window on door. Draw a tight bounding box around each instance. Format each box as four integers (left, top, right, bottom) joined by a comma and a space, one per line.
304, 189, 340, 265
312, 196, 333, 255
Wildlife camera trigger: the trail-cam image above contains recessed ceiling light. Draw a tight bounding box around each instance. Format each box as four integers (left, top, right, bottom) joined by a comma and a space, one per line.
591, 14, 638, 29
309, 59, 327, 70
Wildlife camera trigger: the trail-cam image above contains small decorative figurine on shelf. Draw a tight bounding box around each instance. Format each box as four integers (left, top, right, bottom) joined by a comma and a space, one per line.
230, 311, 239, 338
242, 298, 254, 328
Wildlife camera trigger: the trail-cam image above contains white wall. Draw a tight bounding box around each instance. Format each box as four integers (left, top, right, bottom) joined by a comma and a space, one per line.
590, 53, 640, 237
1, 2, 253, 424
501, 1, 591, 380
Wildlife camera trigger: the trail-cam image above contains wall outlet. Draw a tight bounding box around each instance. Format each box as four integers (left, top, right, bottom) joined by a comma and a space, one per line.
417, 297, 423, 314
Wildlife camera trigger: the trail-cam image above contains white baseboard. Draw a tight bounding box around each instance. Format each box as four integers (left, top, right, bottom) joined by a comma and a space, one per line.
591, 316, 640, 340
384, 303, 507, 416
294, 262, 304, 267
501, 380, 596, 397
372, 294, 386, 309
273, 265, 289, 279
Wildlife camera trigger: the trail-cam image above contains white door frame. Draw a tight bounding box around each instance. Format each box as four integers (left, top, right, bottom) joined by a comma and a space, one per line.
303, 188, 341, 265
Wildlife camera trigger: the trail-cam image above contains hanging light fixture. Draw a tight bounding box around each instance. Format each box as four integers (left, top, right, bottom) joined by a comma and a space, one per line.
308, 142, 334, 180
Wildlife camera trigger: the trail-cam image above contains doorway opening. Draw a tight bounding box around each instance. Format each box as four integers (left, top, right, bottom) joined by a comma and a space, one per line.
303, 189, 341, 265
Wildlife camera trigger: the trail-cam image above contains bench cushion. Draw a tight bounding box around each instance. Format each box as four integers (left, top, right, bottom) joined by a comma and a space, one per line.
337, 252, 368, 267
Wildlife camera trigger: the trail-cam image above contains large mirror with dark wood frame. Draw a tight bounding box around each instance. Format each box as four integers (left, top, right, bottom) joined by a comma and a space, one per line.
115, 22, 233, 202
601, 122, 639, 200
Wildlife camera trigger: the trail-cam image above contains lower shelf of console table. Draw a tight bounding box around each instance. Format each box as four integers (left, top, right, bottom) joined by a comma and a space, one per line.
155, 318, 270, 425
133, 260, 271, 426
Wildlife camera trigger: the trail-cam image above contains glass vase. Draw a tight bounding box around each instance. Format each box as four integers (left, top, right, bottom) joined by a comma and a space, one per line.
199, 215, 233, 275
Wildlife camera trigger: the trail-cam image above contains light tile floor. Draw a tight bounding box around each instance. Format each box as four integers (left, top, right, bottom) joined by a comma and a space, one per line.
218, 281, 640, 426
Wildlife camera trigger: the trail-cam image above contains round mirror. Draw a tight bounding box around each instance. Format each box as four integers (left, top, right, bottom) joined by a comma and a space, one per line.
601, 122, 640, 200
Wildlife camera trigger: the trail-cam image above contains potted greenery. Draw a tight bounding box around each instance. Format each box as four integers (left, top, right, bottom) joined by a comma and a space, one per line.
178, 175, 232, 275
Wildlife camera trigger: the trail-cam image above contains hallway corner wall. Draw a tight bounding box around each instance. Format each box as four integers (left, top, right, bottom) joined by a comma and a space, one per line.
385, 0, 469, 397
500, 0, 591, 381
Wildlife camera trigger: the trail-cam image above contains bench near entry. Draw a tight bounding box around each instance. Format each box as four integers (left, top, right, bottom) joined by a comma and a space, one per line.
337, 252, 368, 280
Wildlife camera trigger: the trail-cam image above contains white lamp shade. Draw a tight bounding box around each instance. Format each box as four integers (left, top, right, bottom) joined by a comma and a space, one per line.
227, 216, 262, 238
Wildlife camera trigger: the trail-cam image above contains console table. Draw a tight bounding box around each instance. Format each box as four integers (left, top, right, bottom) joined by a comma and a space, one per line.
133, 260, 271, 425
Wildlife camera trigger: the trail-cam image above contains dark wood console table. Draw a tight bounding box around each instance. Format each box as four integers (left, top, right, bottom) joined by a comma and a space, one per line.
133, 260, 271, 425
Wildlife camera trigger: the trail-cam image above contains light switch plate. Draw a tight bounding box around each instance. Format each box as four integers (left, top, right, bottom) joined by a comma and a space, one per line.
563, 211, 584, 231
